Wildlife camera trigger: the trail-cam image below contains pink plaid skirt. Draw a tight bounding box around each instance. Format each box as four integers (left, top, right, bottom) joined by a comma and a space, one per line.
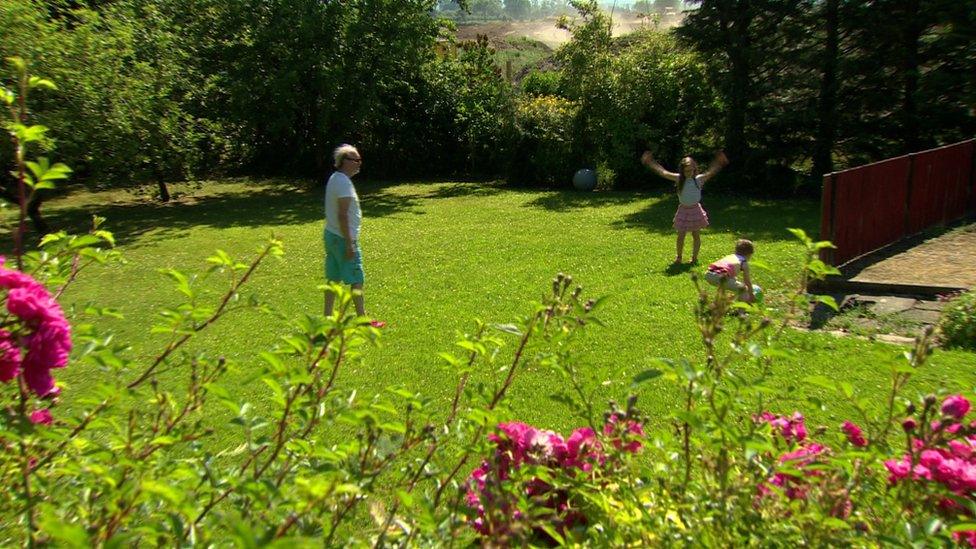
673, 203, 709, 232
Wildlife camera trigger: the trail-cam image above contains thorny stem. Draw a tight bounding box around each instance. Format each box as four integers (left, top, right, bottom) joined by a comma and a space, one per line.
12, 71, 30, 271
127, 242, 276, 389
372, 325, 487, 548
17, 377, 36, 547
433, 311, 541, 508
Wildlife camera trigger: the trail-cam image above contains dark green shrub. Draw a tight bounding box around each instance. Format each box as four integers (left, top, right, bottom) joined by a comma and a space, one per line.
508, 95, 580, 186
520, 70, 562, 97
940, 290, 976, 350
554, 5, 722, 190
599, 30, 722, 188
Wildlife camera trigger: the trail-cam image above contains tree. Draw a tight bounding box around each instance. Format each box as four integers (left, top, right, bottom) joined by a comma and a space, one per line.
811, 0, 838, 177
505, 0, 531, 19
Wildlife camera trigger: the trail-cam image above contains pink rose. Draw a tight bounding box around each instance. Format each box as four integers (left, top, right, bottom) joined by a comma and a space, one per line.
841, 420, 868, 447
29, 408, 52, 425
942, 395, 971, 419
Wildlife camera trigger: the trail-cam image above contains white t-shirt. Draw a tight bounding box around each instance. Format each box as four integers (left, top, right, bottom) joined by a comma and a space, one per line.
324, 171, 362, 240
678, 176, 703, 206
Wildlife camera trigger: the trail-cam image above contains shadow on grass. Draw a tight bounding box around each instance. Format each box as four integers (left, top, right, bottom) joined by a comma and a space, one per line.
618, 194, 818, 241
24, 179, 509, 248
357, 180, 506, 218
523, 189, 819, 241
32, 184, 324, 247
663, 261, 696, 277
522, 190, 645, 212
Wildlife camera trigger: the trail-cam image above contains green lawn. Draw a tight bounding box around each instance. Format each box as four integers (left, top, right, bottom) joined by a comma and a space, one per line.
21, 179, 976, 442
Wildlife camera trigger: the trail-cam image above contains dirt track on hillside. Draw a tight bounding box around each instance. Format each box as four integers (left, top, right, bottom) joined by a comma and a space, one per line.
456, 16, 683, 48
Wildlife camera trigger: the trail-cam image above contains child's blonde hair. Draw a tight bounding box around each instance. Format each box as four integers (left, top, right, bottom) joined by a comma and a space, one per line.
735, 239, 754, 257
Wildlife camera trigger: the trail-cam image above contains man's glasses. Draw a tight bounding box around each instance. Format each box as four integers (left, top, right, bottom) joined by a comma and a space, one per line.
345, 157, 362, 163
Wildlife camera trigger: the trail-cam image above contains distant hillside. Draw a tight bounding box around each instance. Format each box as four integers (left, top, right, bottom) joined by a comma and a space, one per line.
454, 15, 683, 49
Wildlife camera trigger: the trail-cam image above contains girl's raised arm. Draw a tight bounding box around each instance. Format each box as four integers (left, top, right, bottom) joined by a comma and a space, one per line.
640, 150, 679, 182
699, 150, 729, 184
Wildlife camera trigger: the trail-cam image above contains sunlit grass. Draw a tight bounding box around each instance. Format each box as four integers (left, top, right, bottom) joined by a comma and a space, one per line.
19, 178, 974, 443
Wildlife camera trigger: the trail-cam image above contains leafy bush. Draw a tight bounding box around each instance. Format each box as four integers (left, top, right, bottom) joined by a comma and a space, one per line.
601, 30, 723, 188
6, 64, 976, 547
520, 70, 562, 97
553, 4, 722, 189
509, 95, 580, 185
939, 290, 976, 351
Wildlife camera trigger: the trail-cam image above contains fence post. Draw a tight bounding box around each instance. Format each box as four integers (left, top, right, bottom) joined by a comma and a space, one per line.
904, 153, 915, 238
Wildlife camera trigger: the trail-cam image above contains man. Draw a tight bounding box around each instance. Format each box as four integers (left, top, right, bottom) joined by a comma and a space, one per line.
324, 144, 384, 327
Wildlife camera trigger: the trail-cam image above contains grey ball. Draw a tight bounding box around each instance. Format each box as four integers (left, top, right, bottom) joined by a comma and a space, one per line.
572, 168, 597, 191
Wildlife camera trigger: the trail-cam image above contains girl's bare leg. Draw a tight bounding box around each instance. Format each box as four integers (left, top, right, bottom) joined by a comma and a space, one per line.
691, 231, 701, 263
675, 231, 687, 263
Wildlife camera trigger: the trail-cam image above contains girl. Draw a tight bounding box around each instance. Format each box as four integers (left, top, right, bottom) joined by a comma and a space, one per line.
705, 239, 757, 303
640, 149, 729, 264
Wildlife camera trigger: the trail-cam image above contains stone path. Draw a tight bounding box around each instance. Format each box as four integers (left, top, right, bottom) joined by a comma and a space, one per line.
849, 223, 976, 289
809, 223, 976, 342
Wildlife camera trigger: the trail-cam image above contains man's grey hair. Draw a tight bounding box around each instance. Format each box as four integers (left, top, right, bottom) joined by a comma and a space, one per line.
333, 144, 359, 169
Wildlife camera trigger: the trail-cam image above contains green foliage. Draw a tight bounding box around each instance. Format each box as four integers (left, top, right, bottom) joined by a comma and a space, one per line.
1, 0, 516, 184
509, 95, 579, 185
520, 69, 562, 97
5, 63, 976, 547
939, 290, 976, 351
601, 30, 722, 187
0, 0, 225, 186
546, 7, 722, 188
678, 0, 976, 190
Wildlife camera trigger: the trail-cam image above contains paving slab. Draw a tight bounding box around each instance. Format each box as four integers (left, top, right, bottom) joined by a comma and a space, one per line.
898, 308, 942, 324
915, 300, 949, 312
868, 296, 917, 314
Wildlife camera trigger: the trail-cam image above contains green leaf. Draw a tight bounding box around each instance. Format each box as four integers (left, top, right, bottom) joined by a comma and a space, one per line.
93, 229, 116, 247
491, 323, 523, 336
28, 76, 57, 90
160, 268, 193, 298
803, 375, 836, 392
787, 227, 811, 245
141, 480, 184, 506
537, 523, 565, 545
6, 57, 26, 72
396, 489, 414, 508
259, 351, 284, 370
14, 123, 49, 143
822, 517, 850, 530
38, 512, 89, 547
814, 295, 839, 312
380, 421, 407, 434
207, 249, 234, 266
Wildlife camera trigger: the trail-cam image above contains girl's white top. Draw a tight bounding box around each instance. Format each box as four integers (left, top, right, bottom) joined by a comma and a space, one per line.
678, 176, 703, 206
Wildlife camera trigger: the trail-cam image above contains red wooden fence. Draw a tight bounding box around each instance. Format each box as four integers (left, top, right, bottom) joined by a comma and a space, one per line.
820, 139, 976, 265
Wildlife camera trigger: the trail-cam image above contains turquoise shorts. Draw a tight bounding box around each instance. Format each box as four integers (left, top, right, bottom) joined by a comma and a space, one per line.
324, 230, 364, 285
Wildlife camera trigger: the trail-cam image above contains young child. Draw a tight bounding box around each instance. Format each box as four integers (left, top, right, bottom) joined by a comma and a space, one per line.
705, 239, 757, 303
640, 149, 729, 264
